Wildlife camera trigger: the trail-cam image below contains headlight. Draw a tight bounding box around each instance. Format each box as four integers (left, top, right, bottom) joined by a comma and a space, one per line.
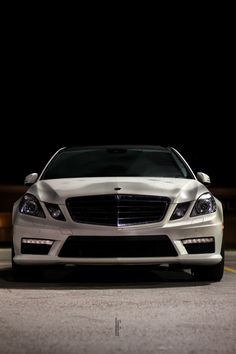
170, 202, 190, 220
19, 194, 45, 218
191, 193, 216, 217
45, 203, 66, 221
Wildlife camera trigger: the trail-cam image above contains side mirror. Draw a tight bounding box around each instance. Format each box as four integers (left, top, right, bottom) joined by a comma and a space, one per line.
197, 172, 211, 185
24, 173, 38, 186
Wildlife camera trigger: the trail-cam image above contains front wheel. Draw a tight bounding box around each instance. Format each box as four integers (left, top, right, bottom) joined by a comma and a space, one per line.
192, 243, 224, 282
12, 245, 44, 282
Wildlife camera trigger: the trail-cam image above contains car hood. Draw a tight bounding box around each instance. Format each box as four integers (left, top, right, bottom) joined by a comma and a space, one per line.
28, 177, 208, 204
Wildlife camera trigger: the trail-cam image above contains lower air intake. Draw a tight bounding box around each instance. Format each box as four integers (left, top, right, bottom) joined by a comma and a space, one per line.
58, 235, 178, 258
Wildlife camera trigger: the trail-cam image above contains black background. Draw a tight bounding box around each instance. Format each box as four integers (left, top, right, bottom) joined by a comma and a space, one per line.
1, 15, 234, 187
1, 107, 233, 186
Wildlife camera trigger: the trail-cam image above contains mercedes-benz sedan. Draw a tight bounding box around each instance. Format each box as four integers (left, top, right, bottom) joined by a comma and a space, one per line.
12, 146, 224, 281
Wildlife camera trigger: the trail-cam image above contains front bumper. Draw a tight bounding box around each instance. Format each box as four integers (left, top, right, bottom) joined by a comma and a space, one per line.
13, 211, 223, 267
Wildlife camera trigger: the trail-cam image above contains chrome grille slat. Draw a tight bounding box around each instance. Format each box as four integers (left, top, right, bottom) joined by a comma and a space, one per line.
66, 194, 170, 226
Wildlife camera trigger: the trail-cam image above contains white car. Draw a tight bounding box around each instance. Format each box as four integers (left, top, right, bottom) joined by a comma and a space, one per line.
12, 146, 224, 281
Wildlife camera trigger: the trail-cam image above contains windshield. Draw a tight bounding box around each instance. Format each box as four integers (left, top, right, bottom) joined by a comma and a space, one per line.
41, 148, 193, 179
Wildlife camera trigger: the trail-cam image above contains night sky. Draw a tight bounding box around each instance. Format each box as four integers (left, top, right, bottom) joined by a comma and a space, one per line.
1, 110, 233, 187
1, 23, 234, 187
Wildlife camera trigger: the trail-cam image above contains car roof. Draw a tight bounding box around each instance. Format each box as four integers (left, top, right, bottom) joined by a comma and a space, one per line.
64, 145, 169, 152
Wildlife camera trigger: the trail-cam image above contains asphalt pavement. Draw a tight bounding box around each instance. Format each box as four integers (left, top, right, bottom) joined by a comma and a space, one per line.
0, 249, 235, 354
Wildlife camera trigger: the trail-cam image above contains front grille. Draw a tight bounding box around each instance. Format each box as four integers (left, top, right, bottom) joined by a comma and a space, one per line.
66, 194, 170, 226
58, 235, 178, 258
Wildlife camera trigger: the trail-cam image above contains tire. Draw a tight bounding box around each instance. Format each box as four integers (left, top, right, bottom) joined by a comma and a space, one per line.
12, 245, 44, 282
192, 243, 224, 282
